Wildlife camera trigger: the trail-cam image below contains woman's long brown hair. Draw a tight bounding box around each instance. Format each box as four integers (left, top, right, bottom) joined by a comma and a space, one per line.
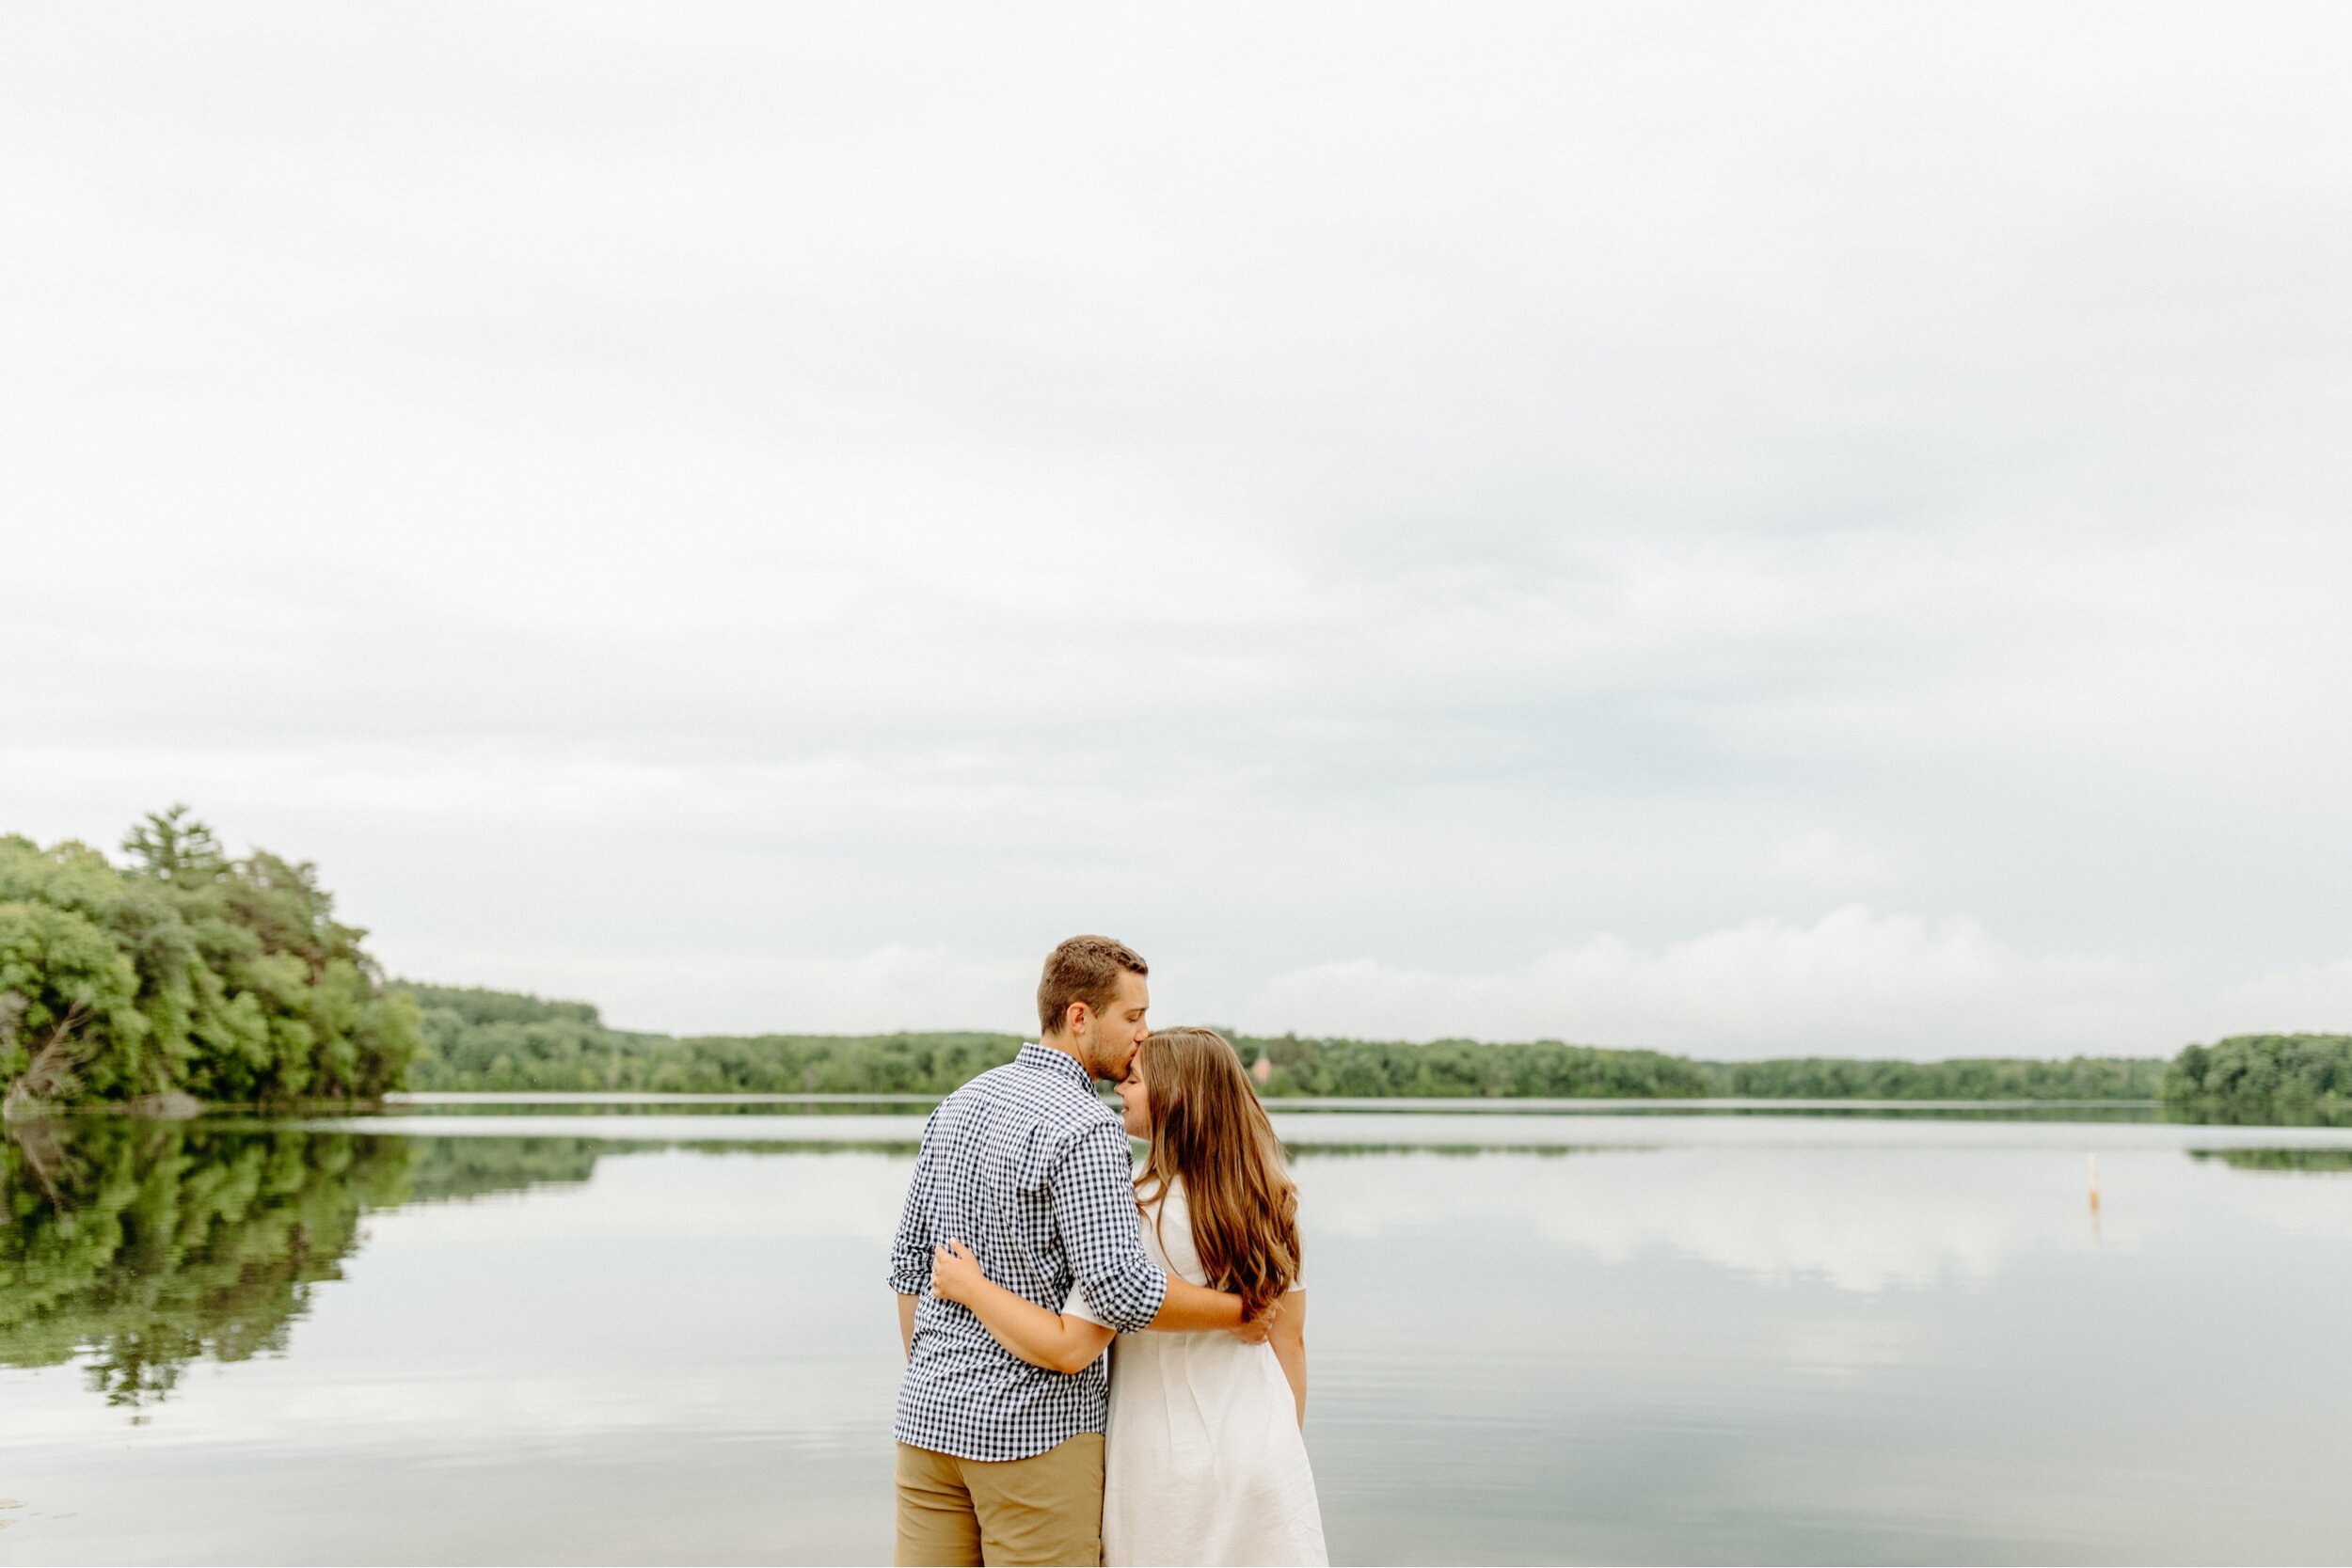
1134, 1026, 1300, 1320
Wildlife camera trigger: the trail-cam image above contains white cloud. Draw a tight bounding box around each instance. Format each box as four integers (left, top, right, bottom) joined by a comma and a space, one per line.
1244, 906, 2169, 1054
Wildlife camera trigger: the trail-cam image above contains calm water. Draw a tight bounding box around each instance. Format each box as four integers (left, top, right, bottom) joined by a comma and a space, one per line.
6, 1104, 2352, 1565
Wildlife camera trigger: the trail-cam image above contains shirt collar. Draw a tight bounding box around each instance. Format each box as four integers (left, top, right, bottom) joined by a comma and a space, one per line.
1017, 1041, 1097, 1089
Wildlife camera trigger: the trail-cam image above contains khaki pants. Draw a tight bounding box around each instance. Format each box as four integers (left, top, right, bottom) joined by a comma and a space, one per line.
894, 1433, 1104, 1567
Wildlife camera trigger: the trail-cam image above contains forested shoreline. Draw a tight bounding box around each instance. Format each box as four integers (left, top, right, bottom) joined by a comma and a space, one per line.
3, 813, 2340, 1121
403, 981, 2173, 1102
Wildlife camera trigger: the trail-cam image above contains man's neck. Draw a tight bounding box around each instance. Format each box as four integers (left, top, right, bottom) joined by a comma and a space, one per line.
1035, 1034, 1090, 1075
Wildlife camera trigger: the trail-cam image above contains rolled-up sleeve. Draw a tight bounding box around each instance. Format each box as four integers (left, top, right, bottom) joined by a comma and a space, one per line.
1052, 1119, 1167, 1332
886, 1116, 939, 1295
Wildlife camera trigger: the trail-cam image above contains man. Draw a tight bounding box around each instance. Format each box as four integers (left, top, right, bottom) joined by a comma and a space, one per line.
888, 935, 1264, 1566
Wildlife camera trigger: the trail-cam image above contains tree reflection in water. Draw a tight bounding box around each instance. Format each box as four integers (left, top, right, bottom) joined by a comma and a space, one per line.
2187, 1147, 2352, 1174
0, 1121, 603, 1407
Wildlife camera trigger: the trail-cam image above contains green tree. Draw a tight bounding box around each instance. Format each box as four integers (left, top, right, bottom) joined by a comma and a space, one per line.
0, 811, 418, 1108
2162, 1034, 2352, 1120
0, 901, 145, 1104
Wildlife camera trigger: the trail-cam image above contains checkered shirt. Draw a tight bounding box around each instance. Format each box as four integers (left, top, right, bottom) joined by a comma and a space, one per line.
888, 1043, 1168, 1461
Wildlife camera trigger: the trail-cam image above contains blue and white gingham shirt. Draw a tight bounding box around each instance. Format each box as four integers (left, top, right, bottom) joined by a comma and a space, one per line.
888, 1043, 1168, 1461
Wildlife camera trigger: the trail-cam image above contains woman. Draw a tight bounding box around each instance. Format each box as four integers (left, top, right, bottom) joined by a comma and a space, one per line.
930, 1026, 1327, 1567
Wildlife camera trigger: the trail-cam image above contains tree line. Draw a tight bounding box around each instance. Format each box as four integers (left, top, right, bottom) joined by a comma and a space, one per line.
404, 982, 1024, 1094
1709, 1053, 2167, 1101
405, 984, 2173, 1101
1, 811, 418, 1111
1, 811, 2335, 1120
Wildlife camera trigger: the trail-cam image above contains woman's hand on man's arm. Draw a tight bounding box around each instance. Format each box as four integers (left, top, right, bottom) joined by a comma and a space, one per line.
930, 1241, 1116, 1375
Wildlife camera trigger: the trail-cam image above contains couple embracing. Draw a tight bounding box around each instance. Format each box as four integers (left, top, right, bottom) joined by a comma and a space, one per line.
888, 935, 1327, 1566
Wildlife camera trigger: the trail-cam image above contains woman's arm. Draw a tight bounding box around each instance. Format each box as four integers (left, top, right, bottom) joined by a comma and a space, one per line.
1268, 1290, 1308, 1426
931, 1242, 1117, 1375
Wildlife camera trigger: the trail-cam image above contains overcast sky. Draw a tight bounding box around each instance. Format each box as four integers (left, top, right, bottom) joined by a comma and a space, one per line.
6, 3, 2350, 1055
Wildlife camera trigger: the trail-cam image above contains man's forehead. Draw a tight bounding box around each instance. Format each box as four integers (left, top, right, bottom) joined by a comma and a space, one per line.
1119, 971, 1151, 1007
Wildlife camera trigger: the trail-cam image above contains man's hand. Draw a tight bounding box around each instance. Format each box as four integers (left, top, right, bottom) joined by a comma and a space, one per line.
1229, 1298, 1279, 1345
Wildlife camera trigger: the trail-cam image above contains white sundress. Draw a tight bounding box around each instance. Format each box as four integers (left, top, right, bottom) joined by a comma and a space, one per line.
1068, 1176, 1327, 1567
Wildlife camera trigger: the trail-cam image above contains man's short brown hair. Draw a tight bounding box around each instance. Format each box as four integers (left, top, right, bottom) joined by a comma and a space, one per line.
1037, 935, 1149, 1037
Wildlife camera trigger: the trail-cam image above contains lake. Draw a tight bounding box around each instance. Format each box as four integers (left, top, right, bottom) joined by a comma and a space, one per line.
6, 1101, 2351, 1565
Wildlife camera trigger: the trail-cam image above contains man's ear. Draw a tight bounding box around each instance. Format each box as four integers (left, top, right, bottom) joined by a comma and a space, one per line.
1063, 1000, 1090, 1039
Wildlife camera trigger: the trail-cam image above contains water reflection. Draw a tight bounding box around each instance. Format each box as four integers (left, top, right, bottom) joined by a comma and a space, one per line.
382, 1096, 936, 1117
4, 1114, 2352, 1565
0, 1122, 601, 1408
15, 1114, 2352, 1417
1297, 1145, 2123, 1292
5, 1123, 394, 1407
2188, 1147, 2352, 1173
2161, 1101, 2352, 1128
386, 1093, 2185, 1122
